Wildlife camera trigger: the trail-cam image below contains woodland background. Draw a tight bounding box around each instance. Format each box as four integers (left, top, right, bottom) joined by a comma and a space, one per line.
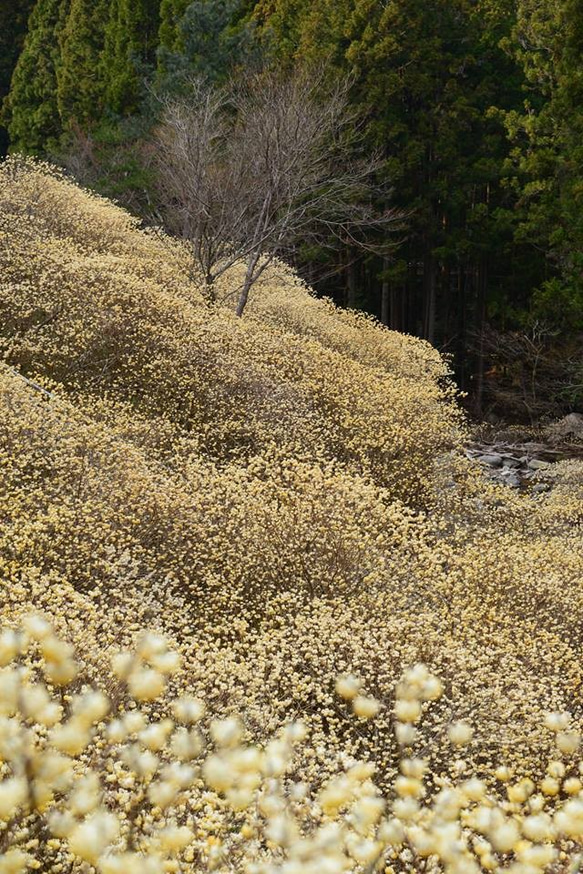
2, 0, 582, 419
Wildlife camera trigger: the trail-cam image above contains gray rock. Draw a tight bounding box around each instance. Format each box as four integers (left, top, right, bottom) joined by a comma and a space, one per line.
532, 483, 550, 494
502, 457, 521, 468
477, 454, 503, 467
546, 412, 583, 442
528, 458, 550, 471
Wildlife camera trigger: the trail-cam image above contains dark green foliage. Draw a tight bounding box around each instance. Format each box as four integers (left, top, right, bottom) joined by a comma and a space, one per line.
157, 0, 256, 88
4, 0, 69, 153
0, 0, 35, 154
0, 0, 35, 97
101, 0, 160, 114
254, 0, 541, 403
57, 0, 109, 127
502, 0, 583, 331
4, 0, 160, 153
158, 0, 191, 55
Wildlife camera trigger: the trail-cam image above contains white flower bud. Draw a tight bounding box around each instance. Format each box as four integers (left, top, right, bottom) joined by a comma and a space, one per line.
210, 717, 241, 748
394, 699, 421, 723
44, 658, 78, 685
266, 814, 297, 847
448, 721, 473, 746
123, 711, 147, 734
41, 635, 74, 664
158, 824, 193, 852
112, 652, 134, 680
490, 820, 519, 853
128, 669, 165, 702
421, 675, 443, 700
395, 723, 417, 746
522, 812, 555, 842
557, 730, 580, 755
203, 755, 232, 792
352, 696, 380, 719
0, 848, 31, 873
282, 721, 307, 743
138, 633, 168, 659
50, 720, 91, 755
0, 777, 27, 820
148, 780, 179, 809
150, 651, 181, 675
74, 691, 109, 725
0, 631, 21, 667
378, 817, 404, 845
99, 853, 164, 874
0, 671, 20, 714
172, 696, 205, 724
171, 727, 203, 761
335, 674, 361, 700
68, 811, 119, 863
70, 774, 101, 816
106, 719, 127, 744
48, 809, 76, 838
160, 761, 195, 787
138, 719, 173, 751
35, 751, 74, 792
23, 614, 51, 640
135, 750, 159, 778
544, 711, 571, 732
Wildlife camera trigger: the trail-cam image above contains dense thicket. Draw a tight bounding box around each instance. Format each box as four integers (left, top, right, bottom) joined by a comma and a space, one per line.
3, 158, 583, 871
1, 0, 582, 416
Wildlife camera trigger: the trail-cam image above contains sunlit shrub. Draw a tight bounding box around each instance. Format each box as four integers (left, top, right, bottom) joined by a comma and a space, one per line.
2, 159, 583, 870
3, 619, 583, 874
0, 156, 462, 504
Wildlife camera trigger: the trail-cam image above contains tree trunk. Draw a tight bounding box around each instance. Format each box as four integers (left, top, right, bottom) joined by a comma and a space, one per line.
390, 283, 402, 332
346, 251, 357, 309
423, 252, 436, 344
381, 256, 390, 326
202, 271, 216, 305
457, 265, 467, 392
236, 251, 260, 317
442, 263, 451, 348
473, 257, 487, 416
409, 259, 419, 336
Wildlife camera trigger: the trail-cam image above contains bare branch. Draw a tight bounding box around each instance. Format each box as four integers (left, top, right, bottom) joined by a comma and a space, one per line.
153, 70, 404, 315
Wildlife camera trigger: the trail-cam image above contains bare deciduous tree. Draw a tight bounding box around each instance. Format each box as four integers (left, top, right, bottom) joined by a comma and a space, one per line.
154, 71, 402, 316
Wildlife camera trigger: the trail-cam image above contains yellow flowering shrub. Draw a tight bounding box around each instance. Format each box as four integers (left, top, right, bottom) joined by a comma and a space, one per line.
0, 157, 461, 504
2, 158, 583, 871
2, 621, 583, 874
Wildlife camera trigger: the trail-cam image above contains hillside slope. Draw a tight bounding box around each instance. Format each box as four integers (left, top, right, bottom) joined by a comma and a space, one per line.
2, 159, 583, 871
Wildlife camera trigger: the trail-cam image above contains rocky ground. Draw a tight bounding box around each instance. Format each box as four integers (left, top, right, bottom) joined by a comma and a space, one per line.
467, 412, 583, 491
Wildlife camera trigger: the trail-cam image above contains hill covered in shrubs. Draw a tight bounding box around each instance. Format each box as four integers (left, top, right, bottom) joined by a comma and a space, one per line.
2, 159, 583, 872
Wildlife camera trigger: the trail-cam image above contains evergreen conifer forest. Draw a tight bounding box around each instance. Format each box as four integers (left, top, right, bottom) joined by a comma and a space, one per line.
1, 2, 583, 872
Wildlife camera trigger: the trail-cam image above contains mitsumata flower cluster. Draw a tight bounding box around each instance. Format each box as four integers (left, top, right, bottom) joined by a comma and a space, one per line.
2, 158, 583, 871
2, 619, 583, 874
